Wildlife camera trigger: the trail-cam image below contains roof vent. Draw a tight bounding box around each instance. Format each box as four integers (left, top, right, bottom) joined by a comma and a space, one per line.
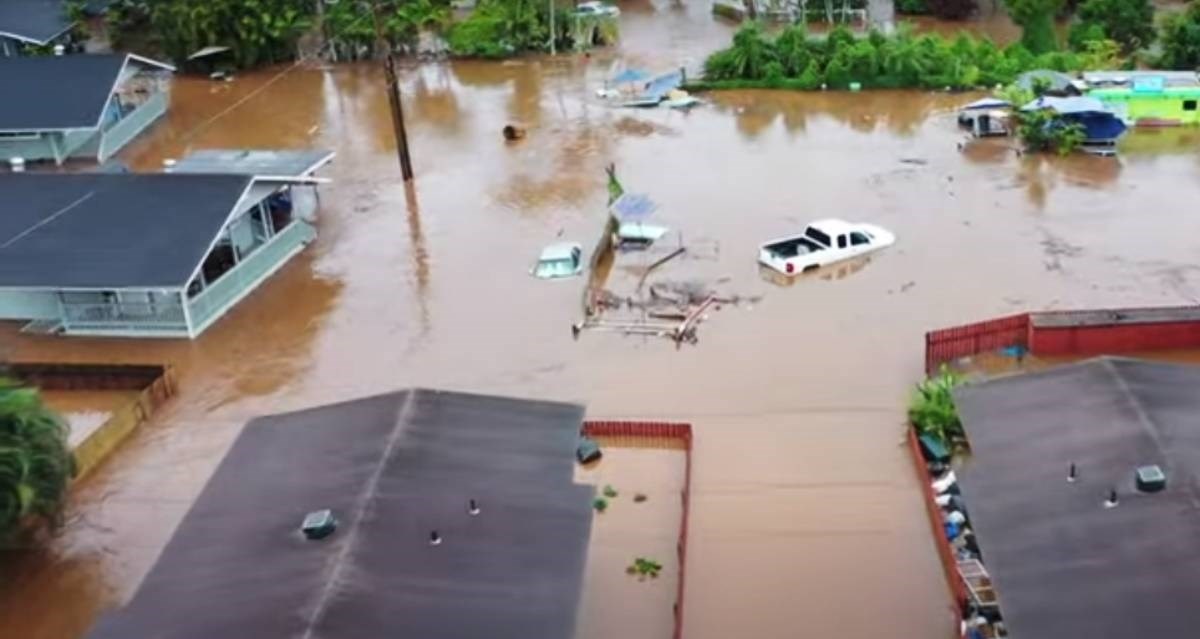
429, 530, 443, 546
9, 157, 25, 173
1136, 465, 1167, 493
301, 509, 337, 540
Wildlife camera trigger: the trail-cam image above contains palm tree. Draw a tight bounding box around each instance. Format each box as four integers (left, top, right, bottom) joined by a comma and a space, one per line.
0, 379, 75, 544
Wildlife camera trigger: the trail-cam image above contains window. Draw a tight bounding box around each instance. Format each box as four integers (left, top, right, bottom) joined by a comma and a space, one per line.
850, 232, 871, 246
837, 235, 848, 249
1184, 100, 1198, 112
804, 226, 831, 247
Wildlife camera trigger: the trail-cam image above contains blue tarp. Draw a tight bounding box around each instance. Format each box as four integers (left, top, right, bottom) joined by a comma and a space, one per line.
1022, 96, 1127, 143
640, 71, 683, 101
611, 68, 650, 84
609, 193, 659, 220
1021, 96, 1108, 115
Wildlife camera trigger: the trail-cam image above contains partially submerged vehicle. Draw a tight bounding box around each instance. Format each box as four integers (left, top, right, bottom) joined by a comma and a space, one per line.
759, 219, 896, 275
614, 221, 669, 250
957, 97, 1011, 138
532, 243, 584, 279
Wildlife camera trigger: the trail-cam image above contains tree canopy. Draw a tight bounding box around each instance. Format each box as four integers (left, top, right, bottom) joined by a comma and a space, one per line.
1005, 0, 1064, 53
0, 379, 74, 545
1158, 1, 1200, 69
1070, 0, 1155, 53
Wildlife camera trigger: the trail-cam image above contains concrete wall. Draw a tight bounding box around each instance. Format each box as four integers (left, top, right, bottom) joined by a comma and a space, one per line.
0, 289, 60, 320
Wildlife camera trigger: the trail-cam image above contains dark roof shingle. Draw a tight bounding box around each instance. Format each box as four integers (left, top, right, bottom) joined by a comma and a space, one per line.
86, 389, 595, 639
0, 0, 72, 45
0, 54, 126, 130
953, 357, 1200, 639
0, 173, 252, 289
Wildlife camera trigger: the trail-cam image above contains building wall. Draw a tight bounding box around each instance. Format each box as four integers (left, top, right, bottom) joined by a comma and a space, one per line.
0, 289, 60, 320
0, 133, 56, 163
1093, 90, 1200, 125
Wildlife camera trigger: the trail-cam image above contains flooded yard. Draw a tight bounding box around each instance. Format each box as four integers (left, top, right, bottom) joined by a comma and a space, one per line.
4, 2, 1200, 638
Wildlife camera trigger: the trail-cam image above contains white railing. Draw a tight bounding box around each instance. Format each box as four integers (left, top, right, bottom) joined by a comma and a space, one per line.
187, 220, 315, 333
60, 299, 188, 335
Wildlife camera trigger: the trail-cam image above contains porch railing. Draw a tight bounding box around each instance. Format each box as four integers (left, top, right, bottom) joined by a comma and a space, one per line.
60, 299, 188, 335
98, 91, 168, 162
187, 220, 315, 334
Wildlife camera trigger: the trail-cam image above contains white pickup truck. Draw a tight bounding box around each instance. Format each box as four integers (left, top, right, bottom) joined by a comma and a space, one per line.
758, 219, 896, 275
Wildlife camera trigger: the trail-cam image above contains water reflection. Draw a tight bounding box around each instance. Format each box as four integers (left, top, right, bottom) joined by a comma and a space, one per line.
712, 90, 962, 138
758, 256, 873, 287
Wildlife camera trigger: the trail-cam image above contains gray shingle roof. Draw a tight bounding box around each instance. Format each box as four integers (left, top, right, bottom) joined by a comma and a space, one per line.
0, 0, 72, 45
0, 54, 127, 131
0, 173, 252, 289
953, 357, 1200, 639
86, 389, 595, 639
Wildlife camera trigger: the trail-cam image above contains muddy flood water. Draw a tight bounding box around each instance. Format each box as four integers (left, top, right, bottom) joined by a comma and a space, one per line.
5, 2, 1200, 638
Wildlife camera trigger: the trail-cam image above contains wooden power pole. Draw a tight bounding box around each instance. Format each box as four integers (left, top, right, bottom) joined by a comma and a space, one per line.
371, 1, 415, 181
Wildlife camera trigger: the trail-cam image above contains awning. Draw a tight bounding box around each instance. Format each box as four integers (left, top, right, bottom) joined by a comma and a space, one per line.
609, 192, 659, 220
960, 97, 1011, 111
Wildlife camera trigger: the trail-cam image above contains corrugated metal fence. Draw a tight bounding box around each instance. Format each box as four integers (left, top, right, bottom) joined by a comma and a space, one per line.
924, 314, 1030, 374
582, 421, 693, 639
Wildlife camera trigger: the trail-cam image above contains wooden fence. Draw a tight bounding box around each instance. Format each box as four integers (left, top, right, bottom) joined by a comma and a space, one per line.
924, 313, 1030, 374
582, 420, 693, 639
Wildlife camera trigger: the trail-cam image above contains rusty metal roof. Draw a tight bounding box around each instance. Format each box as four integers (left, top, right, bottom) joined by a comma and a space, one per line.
86, 389, 594, 639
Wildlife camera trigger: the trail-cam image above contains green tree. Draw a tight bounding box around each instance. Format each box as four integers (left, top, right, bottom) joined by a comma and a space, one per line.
1071, 0, 1154, 53
1159, 2, 1200, 70
0, 380, 74, 544
774, 24, 812, 76
1005, 0, 1063, 53
726, 22, 778, 80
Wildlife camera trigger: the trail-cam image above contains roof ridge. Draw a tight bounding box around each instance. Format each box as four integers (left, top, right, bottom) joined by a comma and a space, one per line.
300, 390, 417, 638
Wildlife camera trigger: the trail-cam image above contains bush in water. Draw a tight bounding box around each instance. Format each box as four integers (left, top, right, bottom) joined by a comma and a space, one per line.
1069, 0, 1154, 53
908, 368, 964, 447
699, 22, 1095, 91
0, 379, 75, 546
1005, 0, 1063, 53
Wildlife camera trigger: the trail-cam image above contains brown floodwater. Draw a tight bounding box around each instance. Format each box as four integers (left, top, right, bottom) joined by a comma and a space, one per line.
5, 2, 1200, 638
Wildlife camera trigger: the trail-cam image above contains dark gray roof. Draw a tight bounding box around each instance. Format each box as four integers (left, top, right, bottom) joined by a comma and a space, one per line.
0, 54, 128, 130
953, 357, 1200, 639
171, 149, 336, 178
0, 0, 71, 44
0, 173, 252, 289
86, 389, 595, 639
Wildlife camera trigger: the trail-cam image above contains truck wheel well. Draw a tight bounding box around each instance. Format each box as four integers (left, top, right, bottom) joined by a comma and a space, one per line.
802, 264, 819, 273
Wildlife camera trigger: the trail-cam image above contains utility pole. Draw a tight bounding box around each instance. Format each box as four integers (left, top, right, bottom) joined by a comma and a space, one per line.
370, 0, 415, 181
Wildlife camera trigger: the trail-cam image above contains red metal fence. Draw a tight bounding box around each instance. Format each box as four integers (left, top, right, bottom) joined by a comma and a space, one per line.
906, 429, 967, 637
924, 313, 1030, 374
582, 421, 693, 639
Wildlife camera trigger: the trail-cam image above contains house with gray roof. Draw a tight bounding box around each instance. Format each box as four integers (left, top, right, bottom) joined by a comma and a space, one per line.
0, 53, 173, 165
0, 149, 334, 338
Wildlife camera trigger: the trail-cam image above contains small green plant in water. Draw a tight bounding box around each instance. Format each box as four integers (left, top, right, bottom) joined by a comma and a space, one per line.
603, 485, 618, 498
626, 557, 663, 579
908, 367, 965, 447
593, 497, 608, 512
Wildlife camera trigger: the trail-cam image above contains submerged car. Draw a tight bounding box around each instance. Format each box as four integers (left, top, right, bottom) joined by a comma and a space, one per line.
575, 1, 620, 16
532, 242, 584, 279
759, 219, 895, 275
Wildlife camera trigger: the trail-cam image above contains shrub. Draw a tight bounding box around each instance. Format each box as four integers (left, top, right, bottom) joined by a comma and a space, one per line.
1005, 0, 1063, 53
0, 379, 74, 545
908, 368, 964, 446
895, 0, 930, 14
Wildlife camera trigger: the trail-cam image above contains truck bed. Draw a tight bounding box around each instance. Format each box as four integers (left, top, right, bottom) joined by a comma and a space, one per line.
763, 237, 824, 259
